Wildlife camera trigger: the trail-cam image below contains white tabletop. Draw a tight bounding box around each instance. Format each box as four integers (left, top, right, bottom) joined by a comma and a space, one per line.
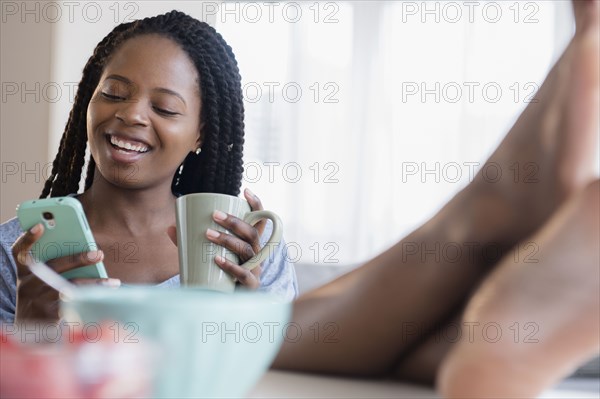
248, 371, 600, 399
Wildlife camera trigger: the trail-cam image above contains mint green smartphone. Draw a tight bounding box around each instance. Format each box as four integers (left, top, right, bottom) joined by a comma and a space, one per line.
16, 197, 108, 280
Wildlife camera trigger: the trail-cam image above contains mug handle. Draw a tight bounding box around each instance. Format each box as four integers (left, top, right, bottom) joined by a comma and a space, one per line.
240, 211, 282, 270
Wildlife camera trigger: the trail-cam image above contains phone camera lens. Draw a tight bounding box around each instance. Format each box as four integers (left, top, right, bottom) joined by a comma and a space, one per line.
42, 212, 54, 220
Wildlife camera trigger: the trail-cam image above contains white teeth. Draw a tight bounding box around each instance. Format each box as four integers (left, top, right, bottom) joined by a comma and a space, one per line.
109, 136, 149, 153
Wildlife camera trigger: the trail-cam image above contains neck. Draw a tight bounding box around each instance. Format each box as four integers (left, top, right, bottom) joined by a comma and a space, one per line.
78, 172, 177, 236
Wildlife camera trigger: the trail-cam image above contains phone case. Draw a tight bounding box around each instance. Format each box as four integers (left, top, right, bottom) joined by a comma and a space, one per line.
16, 197, 108, 280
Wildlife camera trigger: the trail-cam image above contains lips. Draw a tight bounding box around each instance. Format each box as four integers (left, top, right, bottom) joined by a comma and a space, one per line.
104, 133, 152, 163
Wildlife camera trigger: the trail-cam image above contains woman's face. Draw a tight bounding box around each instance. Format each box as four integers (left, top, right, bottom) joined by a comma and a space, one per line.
86, 34, 202, 191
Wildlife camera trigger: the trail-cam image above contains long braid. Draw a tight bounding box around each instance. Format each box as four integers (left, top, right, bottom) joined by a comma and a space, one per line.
40, 21, 135, 198
195, 26, 245, 193
42, 11, 245, 199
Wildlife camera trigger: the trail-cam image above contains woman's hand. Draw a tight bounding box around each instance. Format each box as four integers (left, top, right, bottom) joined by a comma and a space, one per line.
206, 188, 267, 290
12, 223, 120, 322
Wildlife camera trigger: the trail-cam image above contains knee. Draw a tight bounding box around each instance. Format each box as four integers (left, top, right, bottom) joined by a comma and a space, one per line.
436, 345, 515, 399
436, 349, 479, 399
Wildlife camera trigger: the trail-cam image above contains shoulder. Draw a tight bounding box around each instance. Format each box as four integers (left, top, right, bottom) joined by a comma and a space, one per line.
1, 217, 21, 270
1, 218, 22, 250
0, 218, 20, 323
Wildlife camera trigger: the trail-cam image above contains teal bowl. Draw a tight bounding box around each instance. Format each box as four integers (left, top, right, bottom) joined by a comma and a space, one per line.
60, 286, 291, 398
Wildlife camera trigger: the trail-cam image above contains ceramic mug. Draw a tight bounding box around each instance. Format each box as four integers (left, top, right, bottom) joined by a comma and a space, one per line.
175, 193, 282, 292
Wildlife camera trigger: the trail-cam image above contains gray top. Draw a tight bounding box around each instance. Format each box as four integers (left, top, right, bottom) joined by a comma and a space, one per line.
0, 217, 298, 323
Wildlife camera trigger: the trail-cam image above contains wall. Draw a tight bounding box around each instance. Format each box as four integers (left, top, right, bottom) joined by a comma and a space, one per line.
1, 1, 217, 222
1, 3, 52, 221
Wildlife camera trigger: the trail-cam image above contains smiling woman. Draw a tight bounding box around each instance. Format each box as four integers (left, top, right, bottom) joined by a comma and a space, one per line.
0, 11, 298, 323
85, 35, 202, 192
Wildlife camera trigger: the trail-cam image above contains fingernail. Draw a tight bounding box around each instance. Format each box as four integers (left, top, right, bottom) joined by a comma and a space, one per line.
101, 279, 121, 288
206, 228, 220, 239
87, 250, 103, 262
245, 188, 257, 198
213, 210, 227, 221
29, 224, 41, 234
215, 255, 225, 264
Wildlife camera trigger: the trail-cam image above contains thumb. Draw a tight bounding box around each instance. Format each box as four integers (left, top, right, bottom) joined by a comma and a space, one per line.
167, 226, 178, 247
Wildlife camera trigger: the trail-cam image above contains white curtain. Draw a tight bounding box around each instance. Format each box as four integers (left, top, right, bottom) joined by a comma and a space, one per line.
217, 1, 576, 265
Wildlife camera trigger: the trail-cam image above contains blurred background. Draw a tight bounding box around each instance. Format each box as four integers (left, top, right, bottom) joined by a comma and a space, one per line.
1, 1, 593, 266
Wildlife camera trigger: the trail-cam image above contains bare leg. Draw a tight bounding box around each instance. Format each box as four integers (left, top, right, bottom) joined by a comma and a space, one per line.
394, 0, 600, 385
392, 315, 460, 385
273, 0, 599, 376
438, 180, 600, 398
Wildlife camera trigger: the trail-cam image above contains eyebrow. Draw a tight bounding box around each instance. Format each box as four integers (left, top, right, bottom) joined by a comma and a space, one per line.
105, 74, 187, 106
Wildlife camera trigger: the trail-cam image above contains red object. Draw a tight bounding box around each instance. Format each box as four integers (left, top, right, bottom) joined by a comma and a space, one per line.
0, 325, 154, 398
1, 334, 80, 398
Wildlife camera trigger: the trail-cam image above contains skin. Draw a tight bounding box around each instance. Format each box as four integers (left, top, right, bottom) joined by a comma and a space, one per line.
273, 1, 599, 397
394, 0, 600, 386
13, 34, 266, 321
438, 179, 600, 398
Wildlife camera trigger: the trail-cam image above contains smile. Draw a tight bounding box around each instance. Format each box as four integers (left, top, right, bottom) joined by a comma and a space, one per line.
108, 135, 150, 153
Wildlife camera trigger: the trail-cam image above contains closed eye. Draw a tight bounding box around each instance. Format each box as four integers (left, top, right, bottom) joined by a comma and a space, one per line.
153, 106, 179, 116
101, 92, 125, 101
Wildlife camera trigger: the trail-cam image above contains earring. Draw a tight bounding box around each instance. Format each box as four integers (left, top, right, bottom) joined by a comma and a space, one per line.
175, 163, 184, 186
195, 147, 202, 155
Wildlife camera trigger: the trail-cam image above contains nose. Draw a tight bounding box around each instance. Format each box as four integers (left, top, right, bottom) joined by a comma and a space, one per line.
114, 99, 149, 127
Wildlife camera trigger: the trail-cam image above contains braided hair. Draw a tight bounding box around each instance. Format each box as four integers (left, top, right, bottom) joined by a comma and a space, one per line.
40, 10, 245, 198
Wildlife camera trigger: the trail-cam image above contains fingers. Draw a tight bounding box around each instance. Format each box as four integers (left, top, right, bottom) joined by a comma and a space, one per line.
206, 226, 256, 262
244, 188, 264, 211
211, 210, 261, 256
215, 255, 261, 289
12, 223, 106, 276
206, 189, 267, 289
12, 223, 44, 276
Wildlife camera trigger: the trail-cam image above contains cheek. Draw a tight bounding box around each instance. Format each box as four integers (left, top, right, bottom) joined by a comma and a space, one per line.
160, 120, 199, 152
86, 99, 103, 134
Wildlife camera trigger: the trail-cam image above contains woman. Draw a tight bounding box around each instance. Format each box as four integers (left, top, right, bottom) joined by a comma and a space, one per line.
0, 11, 298, 322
